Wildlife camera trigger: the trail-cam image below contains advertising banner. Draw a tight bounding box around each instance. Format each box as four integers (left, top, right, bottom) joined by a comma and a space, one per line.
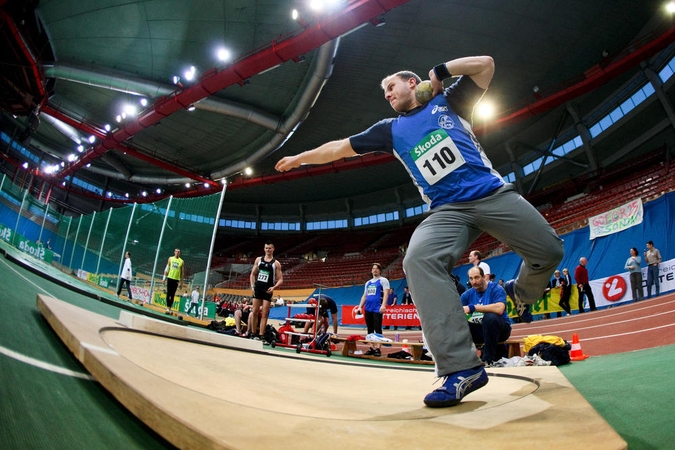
589, 198, 643, 240
13, 232, 54, 264
341, 304, 420, 327
588, 257, 675, 308
152, 291, 216, 319
0, 223, 12, 243
130, 285, 151, 303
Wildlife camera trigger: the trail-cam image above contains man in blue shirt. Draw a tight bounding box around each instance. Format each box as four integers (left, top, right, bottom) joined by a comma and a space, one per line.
355, 263, 389, 356
276, 55, 563, 408
461, 267, 511, 365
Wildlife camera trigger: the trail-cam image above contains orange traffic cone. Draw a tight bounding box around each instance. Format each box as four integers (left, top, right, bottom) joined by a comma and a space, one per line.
402, 339, 410, 353
569, 333, 589, 361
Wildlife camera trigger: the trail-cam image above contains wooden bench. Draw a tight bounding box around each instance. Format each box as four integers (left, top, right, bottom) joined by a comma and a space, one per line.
331, 337, 430, 362
331, 337, 523, 363
479, 339, 523, 359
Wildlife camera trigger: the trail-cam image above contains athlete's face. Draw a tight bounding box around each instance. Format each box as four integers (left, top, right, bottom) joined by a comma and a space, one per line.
382, 76, 416, 113
468, 268, 486, 292
371, 264, 381, 277
264, 244, 274, 256
174, 249, 181, 257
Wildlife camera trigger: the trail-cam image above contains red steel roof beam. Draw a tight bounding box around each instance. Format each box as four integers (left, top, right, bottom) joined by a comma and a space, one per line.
58, 0, 413, 179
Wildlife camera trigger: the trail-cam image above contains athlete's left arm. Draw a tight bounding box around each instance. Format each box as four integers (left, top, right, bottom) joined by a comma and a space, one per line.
428, 56, 494, 92
272, 260, 284, 289
476, 301, 505, 315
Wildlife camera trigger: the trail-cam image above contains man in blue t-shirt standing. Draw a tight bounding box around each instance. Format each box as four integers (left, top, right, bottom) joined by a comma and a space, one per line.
276, 55, 563, 408
461, 267, 511, 365
356, 263, 389, 356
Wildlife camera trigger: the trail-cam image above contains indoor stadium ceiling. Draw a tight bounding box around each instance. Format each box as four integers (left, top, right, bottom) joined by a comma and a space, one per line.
0, 0, 672, 215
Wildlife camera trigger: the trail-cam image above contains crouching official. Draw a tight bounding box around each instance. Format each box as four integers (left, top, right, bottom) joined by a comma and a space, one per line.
461, 266, 512, 365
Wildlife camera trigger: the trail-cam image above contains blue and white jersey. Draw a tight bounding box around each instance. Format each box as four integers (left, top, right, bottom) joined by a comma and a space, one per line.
460, 282, 510, 323
350, 76, 504, 209
364, 276, 390, 313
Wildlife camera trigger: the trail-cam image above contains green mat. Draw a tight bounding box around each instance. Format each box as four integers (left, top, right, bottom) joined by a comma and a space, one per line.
560, 345, 675, 449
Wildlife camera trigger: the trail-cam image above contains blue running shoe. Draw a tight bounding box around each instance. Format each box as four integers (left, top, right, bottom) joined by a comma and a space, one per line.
504, 279, 532, 323
423, 366, 488, 408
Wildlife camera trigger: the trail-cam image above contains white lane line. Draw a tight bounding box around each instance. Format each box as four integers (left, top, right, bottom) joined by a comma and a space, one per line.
0, 256, 54, 296
512, 308, 675, 339
515, 296, 675, 332
0, 344, 95, 381
579, 322, 675, 342
1, 255, 99, 380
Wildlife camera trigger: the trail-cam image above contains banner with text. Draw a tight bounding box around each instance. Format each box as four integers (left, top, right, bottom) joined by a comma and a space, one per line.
588, 256, 675, 308
341, 305, 420, 327
589, 198, 643, 240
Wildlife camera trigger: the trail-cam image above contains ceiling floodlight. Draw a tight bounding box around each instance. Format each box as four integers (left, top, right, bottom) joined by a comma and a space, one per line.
67, 154, 77, 162
116, 115, 122, 123
187, 105, 196, 112
104, 124, 111, 132
123, 104, 137, 117
184, 66, 196, 81
309, 0, 342, 12
125, 193, 129, 198
22, 162, 29, 169
244, 167, 253, 176
203, 182, 209, 188
666, 1, 675, 14
172, 75, 181, 85
185, 182, 191, 188
217, 47, 231, 62
107, 191, 112, 198
141, 191, 148, 197
77, 145, 84, 152
140, 98, 148, 107
155, 188, 162, 194
88, 135, 96, 144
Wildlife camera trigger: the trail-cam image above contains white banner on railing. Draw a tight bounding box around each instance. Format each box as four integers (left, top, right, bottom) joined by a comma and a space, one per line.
588, 198, 643, 240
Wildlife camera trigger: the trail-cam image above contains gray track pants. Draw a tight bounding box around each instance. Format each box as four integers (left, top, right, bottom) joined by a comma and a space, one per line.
403, 184, 564, 376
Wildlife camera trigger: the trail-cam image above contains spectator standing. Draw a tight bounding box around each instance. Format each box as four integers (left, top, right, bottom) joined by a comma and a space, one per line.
384, 288, 398, 330
187, 286, 200, 317
469, 250, 491, 281
644, 241, 662, 298
163, 248, 184, 315
401, 285, 414, 330
560, 268, 572, 314
575, 257, 597, 313
356, 263, 390, 356
548, 270, 570, 315
116, 251, 133, 300
625, 247, 643, 303
460, 267, 511, 365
